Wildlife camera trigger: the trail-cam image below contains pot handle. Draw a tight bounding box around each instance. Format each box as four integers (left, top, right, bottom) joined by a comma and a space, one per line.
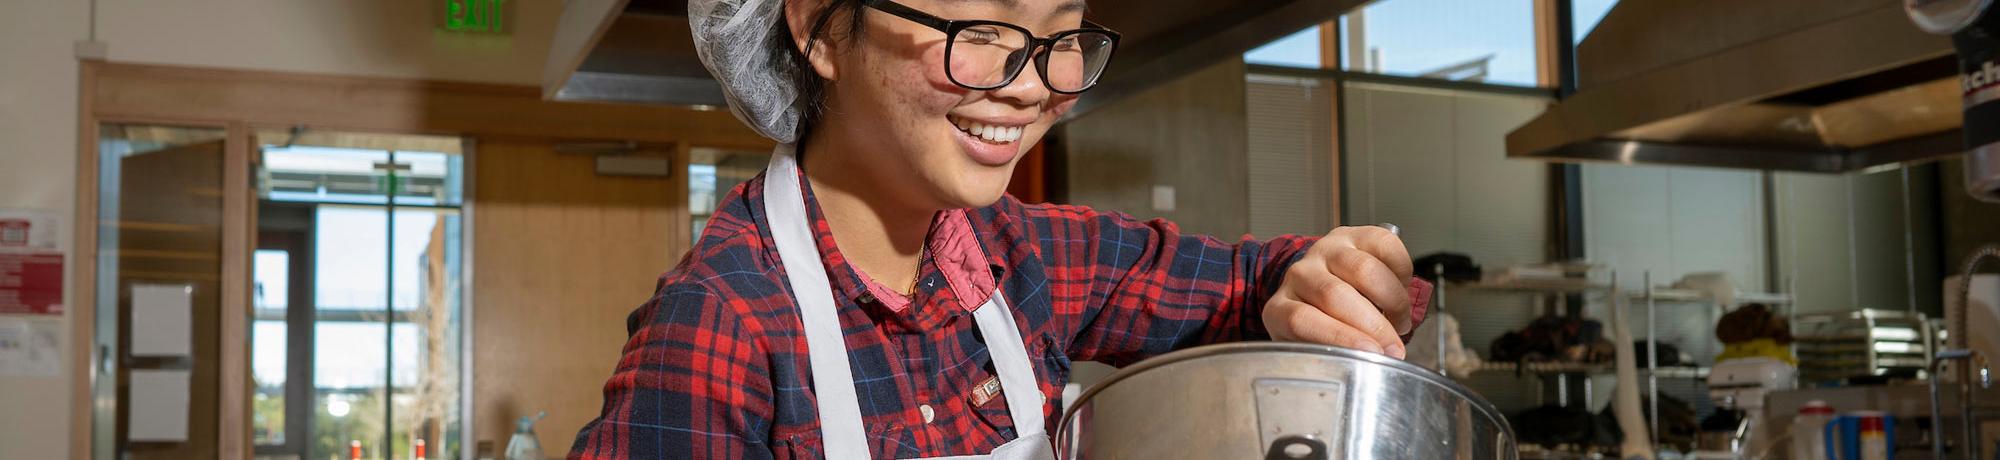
1264, 435, 1328, 460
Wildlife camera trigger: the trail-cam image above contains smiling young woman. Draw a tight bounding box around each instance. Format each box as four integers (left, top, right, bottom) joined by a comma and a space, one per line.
568, 1, 1430, 458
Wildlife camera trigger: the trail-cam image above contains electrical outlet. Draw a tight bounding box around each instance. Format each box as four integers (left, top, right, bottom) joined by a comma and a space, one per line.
1151, 185, 1176, 212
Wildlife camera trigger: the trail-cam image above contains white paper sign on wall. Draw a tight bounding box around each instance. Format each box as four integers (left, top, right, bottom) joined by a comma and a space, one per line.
130, 284, 193, 358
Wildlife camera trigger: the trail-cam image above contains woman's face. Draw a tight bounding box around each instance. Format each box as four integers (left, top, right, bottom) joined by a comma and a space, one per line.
812, 0, 1088, 210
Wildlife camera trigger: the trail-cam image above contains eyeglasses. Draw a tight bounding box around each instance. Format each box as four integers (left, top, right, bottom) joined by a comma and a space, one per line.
864, 0, 1120, 94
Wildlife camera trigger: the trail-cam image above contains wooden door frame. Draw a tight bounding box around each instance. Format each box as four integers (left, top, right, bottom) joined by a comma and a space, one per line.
76, 110, 255, 460
70, 60, 770, 460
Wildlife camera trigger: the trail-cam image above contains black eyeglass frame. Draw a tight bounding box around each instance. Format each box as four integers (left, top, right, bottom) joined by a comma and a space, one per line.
864, 0, 1121, 94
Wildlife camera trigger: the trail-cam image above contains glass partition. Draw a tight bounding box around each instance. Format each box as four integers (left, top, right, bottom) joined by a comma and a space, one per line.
253, 130, 467, 460
688, 148, 769, 243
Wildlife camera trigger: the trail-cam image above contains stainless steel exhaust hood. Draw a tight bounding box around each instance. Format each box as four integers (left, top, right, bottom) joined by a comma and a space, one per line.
543, 0, 728, 107
543, 0, 1370, 117
1506, 0, 1964, 173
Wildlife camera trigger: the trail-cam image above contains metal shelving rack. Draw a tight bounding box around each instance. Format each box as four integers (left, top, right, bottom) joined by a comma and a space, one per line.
1631, 271, 1794, 446
1435, 268, 1793, 452
1472, 361, 1710, 379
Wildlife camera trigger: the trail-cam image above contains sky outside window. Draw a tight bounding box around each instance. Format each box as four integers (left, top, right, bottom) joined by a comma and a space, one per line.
1572, 0, 1620, 44
1245, 25, 1322, 68
312, 207, 446, 311
1242, 0, 1619, 88
1344, 0, 1537, 86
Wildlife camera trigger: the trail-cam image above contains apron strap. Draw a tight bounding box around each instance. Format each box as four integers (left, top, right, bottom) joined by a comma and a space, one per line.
973, 294, 1047, 437
765, 145, 1049, 458
763, 147, 871, 459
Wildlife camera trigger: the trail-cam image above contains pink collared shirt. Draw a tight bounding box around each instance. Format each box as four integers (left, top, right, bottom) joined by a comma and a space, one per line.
858, 209, 996, 313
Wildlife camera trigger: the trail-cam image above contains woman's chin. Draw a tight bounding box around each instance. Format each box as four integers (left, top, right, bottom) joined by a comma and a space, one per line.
933, 175, 1013, 209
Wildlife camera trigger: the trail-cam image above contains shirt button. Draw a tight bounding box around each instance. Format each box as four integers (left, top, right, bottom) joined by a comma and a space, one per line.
920, 404, 935, 424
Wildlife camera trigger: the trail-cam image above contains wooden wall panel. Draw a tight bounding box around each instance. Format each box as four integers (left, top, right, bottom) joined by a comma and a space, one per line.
471, 140, 687, 454
90, 62, 772, 150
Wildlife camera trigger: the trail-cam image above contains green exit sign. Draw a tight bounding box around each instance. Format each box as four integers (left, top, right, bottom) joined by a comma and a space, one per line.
442, 0, 508, 33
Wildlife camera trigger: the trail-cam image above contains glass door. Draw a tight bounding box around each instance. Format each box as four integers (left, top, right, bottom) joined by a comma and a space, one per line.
95, 124, 229, 460
687, 147, 769, 243
251, 130, 467, 460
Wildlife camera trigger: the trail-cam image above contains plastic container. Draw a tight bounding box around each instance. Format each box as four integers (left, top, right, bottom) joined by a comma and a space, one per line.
1791, 400, 1835, 460
1823, 411, 1894, 460
505, 411, 547, 460
1857, 415, 1888, 460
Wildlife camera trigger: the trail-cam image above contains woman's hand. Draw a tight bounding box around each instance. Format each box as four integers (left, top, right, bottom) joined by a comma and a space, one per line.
1263, 226, 1416, 358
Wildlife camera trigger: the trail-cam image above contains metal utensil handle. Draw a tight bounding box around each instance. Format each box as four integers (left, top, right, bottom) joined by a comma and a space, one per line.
1264, 435, 1328, 460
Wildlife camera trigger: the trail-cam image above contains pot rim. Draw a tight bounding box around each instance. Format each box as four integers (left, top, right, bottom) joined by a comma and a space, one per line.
1054, 341, 1515, 447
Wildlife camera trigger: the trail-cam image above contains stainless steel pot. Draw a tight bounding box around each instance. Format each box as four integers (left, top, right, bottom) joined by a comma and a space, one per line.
1057, 342, 1517, 460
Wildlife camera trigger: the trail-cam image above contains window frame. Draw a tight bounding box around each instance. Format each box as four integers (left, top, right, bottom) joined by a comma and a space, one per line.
251, 229, 316, 458
250, 145, 473, 460
1242, 0, 1572, 90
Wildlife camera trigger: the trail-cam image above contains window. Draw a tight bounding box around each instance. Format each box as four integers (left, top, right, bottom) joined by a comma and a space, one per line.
1340, 0, 1539, 86
252, 250, 292, 447
253, 131, 467, 460
1246, 74, 1335, 235
688, 148, 769, 243
1340, 81, 1555, 411
1571, 0, 1620, 44
1244, 25, 1322, 68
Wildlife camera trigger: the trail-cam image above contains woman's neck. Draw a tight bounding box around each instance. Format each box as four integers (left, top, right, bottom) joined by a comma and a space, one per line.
800, 133, 933, 295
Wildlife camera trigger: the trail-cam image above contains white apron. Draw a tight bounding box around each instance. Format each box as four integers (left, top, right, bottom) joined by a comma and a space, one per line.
763, 146, 1056, 460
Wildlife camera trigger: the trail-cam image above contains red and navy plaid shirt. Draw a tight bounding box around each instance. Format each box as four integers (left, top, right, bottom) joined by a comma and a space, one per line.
569, 167, 1428, 459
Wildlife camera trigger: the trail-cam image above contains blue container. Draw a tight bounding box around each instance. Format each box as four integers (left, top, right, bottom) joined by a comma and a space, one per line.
1822, 412, 1894, 460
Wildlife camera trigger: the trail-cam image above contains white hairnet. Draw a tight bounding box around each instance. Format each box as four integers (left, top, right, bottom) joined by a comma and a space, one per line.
689, 0, 800, 143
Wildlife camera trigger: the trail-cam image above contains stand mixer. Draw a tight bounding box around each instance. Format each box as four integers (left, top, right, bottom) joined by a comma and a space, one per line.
1697, 357, 1796, 459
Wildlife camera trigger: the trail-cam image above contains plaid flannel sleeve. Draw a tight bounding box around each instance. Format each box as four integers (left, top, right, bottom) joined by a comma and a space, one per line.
570, 280, 777, 460
1025, 203, 1317, 367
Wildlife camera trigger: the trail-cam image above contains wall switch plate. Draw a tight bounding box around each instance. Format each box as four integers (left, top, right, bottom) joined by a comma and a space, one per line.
1152, 185, 1176, 212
